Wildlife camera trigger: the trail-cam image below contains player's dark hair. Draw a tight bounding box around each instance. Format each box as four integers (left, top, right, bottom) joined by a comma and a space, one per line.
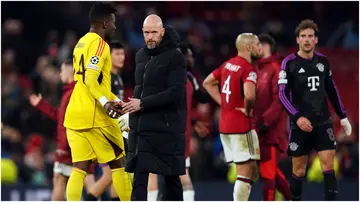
63, 59, 73, 66
295, 19, 319, 37
258, 33, 276, 54
89, 2, 117, 25
109, 41, 124, 52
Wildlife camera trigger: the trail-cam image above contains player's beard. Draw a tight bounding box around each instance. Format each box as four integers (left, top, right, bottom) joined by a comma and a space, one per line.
146, 41, 158, 49
104, 31, 114, 43
104, 35, 112, 43
251, 53, 261, 61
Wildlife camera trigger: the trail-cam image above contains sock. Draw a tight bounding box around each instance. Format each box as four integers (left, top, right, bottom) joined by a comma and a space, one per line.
323, 170, 338, 201
66, 168, 86, 201
262, 178, 276, 201
147, 190, 159, 201
111, 168, 133, 201
233, 175, 253, 201
84, 194, 98, 201
275, 169, 291, 201
290, 173, 304, 201
111, 197, 120, 201
183, 190, 195, 201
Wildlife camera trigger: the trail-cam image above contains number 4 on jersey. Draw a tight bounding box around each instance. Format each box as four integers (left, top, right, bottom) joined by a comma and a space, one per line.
222, 75, 231, 103
73, 54, 86, 84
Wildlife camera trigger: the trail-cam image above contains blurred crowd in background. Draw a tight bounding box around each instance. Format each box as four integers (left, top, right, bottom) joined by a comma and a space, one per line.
1, 1, 359, 186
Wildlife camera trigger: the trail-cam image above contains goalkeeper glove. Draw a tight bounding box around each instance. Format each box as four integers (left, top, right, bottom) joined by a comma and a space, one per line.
118, 113, 130, 139
340, 118, 352, 136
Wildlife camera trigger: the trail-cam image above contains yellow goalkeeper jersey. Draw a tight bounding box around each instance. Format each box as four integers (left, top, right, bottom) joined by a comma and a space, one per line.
64, 32, 118, 130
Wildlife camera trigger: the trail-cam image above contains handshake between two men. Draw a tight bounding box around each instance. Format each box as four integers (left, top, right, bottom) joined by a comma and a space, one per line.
104, 98, 142, 139
104, 97, 141, 118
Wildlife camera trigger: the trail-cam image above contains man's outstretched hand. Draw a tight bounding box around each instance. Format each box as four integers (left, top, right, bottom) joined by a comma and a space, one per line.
122, 98, 141, 113
104, 101, 124, 119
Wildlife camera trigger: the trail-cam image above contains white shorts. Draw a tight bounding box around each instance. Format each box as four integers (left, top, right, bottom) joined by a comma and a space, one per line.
220, 130, 260, 163
186, 157, 191, 168
53, 161, 72, 177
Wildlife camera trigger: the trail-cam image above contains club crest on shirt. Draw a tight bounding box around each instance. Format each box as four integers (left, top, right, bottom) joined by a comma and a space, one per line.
316, 63, 324, 72
90, 56, 100, 65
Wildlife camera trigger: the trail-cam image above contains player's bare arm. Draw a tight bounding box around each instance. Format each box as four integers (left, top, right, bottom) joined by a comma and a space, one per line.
203, 73, 221, 105
243, 82, 256, 116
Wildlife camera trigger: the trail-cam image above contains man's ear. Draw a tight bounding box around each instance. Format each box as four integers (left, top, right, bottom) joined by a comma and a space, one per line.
245, 44, 251, 52
161, 28, 165, 37
103, 21, 108, 29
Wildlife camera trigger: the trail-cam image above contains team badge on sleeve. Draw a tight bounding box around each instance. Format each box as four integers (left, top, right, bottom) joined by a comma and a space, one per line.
278, 70, 288, 84
279, 70, 287, 79
90, 56, 100, 65
247, 71, 257, 83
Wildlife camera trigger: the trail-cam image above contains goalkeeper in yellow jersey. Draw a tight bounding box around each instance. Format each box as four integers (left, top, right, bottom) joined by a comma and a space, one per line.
63, 2, 132, 201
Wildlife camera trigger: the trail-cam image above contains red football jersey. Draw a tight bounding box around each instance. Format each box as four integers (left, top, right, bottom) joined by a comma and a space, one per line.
212, 55, 257, 134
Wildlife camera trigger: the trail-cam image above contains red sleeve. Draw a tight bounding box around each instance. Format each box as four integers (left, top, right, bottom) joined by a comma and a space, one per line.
211, 66, 222, 81
242, 65, 257, 84
57, 90, 72, 151
35, 99, 58, 120
262, 62, 284, 126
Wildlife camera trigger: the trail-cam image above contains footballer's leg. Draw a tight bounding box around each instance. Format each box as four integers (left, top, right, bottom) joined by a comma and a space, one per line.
180, 167, 195, 201
221, 130, 260, 201
108, 157, 132, 201
84, 174, 96, 196
85, 164, 112, 200
66, 128, 95, 201
52, 162, 69, 201
90, 125, 132, 201
83, 163, 97, 198
316, 123, 337, 200
110, 184, 120, 200
51, 173, 68, 201
148, 173, 159, 201
288, 127, 311, 201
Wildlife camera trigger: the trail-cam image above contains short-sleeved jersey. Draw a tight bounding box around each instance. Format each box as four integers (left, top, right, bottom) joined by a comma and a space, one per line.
64, 32, 117, 130
278, 52, 347, 125
212, 55, 257, 134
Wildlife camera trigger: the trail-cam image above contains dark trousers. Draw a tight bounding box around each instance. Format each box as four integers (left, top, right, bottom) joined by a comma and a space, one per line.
131, 160, 183, 201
